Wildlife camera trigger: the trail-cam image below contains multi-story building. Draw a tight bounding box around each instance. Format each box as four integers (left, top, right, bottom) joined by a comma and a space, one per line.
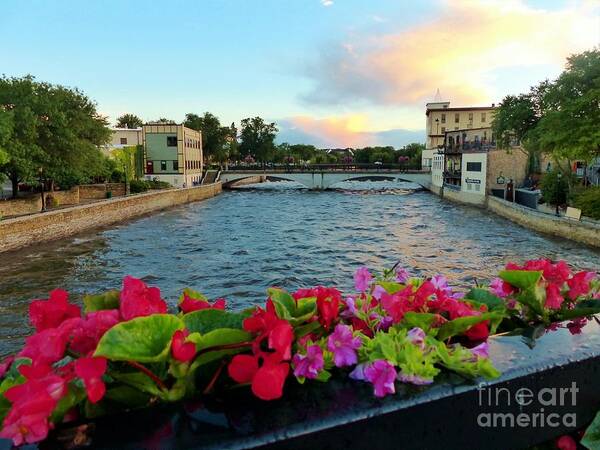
142, 124, 203, 187
423, 99, 496, 170
101, 128, 143, 156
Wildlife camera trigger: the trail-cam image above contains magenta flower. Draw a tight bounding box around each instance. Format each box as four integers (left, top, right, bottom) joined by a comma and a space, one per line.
349, 363, 368, 381
489, 278, 514, 298
407, 327, 426, 349
431, 275, 450, 293
395, 267, 410, 283
372, 285, 387, 301
354, 267, 372, 292
364, 360, 397, 397
292, 344, 324, 379
341, 296, 359, 318
327, 324, 361, 367
470, 341, 489, 359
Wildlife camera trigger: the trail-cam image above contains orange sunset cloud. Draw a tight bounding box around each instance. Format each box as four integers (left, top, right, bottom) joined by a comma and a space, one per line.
303, 0, 599, 106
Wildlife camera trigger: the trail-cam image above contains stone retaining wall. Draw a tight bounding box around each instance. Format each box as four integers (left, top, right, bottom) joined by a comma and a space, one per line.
487, 196, 600, 248
224, 175, 266, 188
0, 182, 222, 253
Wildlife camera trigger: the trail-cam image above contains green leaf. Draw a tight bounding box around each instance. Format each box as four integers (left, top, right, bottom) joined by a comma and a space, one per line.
560, 300, 600, 320
183, 309, 247, 333
188, 328, 252, 367
104, 385, 152, 408
50, 384, 85, 424
582, 409, 600, 450
376, 281, 405, 294
515, 284, 546, 317
315, 370, 331, 382
296, 297, 317, 317
178, 287, 208, 305
464, 288, 505, 310
436, 312, 501, 341
400, 312, 442, 333
95, 314, 183, 362
498, 270, 542, 290
110, 371, 164, 396
294, 321, 322, 338
83, 290, 120, 313
267, 288, 297, 318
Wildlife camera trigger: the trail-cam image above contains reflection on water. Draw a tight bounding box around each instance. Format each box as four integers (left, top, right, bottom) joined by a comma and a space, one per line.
1, 181, 599, 355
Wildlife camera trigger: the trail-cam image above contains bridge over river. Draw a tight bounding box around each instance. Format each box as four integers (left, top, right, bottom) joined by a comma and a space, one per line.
219, 164, 431, 189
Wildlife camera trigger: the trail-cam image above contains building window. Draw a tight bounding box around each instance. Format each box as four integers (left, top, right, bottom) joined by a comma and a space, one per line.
441, 127, 445, 133
481, 112, 486, 122
467, 183, 472, 190
167, 136, 177, 147
120, 137, 128, 145
475, 184, 481, 192
161, 160, 167, 171
173, 160, 178, 171
454, 113, 459, 123
466, 162, 482, 172
483, 131, 487, 140
468, 113, 473, 122
441, 114, 446, 124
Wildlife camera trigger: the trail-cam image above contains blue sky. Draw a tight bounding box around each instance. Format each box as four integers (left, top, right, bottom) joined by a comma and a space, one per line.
1, 0, 598, 147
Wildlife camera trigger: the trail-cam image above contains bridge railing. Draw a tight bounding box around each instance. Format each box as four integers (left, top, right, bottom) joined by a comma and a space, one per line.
224, 163, 423, 173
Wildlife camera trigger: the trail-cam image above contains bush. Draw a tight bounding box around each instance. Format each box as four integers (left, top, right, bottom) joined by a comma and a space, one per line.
573, 187, 600, 220
147, 180, 171, 190
129, 180, 148, 194
540, 170, 572, 206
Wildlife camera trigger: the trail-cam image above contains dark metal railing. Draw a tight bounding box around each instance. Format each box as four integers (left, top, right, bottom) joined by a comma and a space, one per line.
224, 163, 424, 173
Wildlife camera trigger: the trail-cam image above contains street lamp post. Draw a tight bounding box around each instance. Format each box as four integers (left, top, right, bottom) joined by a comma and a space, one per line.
38, 167, 45, 212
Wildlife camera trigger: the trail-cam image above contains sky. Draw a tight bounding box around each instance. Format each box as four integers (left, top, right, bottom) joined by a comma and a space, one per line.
1, 0, 599, 148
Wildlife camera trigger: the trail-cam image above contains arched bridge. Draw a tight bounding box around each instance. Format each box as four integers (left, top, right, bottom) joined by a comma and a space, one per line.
219, 164, 431, 190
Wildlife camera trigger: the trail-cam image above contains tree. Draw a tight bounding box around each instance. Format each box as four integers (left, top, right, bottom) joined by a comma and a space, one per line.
239, 117, 278, 165
532, 50, 600, 169
149, 118, 175, 124
0, 76, 111, 197
184, 112, 227, 164
116, 113, 143, 129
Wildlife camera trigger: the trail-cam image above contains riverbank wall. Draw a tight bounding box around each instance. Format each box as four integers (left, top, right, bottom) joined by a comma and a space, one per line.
426, 182, 600, 248
0, 182, 222, 253
223, 175, 266, 188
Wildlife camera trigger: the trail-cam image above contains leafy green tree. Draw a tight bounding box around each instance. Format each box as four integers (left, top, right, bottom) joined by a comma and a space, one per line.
116, 113, 143, 129
239, 117, 278, 165
150, 118, 176, 124
541, 170, 573, 209
0, 76, 111, 196
531, 50, 600, 169
184, 112, 226, 164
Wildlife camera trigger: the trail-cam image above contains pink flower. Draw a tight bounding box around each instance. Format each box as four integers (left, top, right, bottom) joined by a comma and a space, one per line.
327, 324, 361, 367
395, 267, 410, 283
371, 285, 387, 301
431, 275, 450, 293
489, 278, 514, 298
545, 284, 564, 309
567, 271, 596, 300
0, 389, 55, 446
29, 289, 80, 332
171, 330, 196, 362
292, 344, 324, 379
407, 327, 426, 349
364, 360, 396, 397
470, 341, 490, 359
179, 294, 226, 313
119, 276, 167, 321
567, 318, 587, 335
74, 357, 107, 403
397, 372, 433, 385
64, 310, 120, 356
19, 328, 67, 365
354, 267, 372, 292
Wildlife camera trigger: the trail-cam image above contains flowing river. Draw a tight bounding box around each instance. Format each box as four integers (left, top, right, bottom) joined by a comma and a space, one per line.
1, 180, 599, 355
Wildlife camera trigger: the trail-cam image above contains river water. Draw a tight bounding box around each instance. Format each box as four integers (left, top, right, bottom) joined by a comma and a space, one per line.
1, 180, 599, 355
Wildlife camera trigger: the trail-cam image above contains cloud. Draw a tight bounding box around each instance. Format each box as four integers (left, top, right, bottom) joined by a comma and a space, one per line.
302, 0, 599, 106
277, 115, 424, 148
321, 0, 334, 6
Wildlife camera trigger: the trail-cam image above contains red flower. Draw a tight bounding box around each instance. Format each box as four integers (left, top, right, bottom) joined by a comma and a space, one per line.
0, 356, 14, 378
120, 276, 167, 321
29, 289, 80, 332
545, 284, 564, 309
62, 310, 120, 356
243, 306, 293, 359
171, 330, 196, 362
19, 328, 68, 365
74, 357, 107, 403
179, 294, 226, 313
228, 353, 289, 401
381, 286, 413, 323
567, 271, 596, 300
446, 300, 489, 341
556, 435, 577, 450
294, 286, 341, 329
0, 386, 55, 446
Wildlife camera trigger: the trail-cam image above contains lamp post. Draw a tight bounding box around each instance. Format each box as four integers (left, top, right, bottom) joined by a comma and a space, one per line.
38, 167, 45, 212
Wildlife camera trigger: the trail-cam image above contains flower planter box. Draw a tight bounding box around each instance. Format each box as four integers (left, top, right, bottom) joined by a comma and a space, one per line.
33, 320, 600, 450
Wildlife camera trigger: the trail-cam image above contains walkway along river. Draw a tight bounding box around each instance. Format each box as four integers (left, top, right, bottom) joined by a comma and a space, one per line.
0, 180, 598, 355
